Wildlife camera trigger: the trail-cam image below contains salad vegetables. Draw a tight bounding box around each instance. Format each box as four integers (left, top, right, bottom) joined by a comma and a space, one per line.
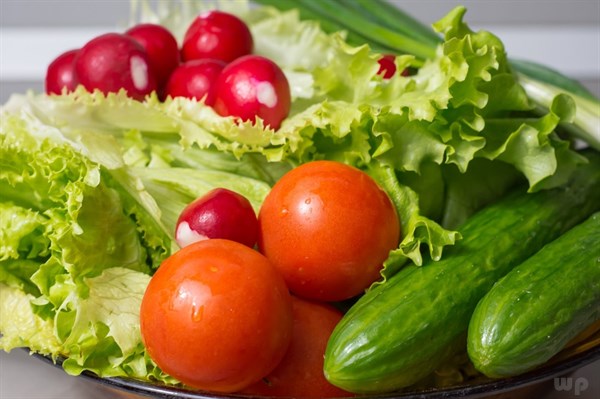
1, 0, 599, 396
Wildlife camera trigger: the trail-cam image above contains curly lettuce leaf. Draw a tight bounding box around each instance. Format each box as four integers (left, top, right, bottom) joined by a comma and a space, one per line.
59, 267, 154, 379
0, 107, 272, 382
0, 284, 61, 355
367, 162, 460, 277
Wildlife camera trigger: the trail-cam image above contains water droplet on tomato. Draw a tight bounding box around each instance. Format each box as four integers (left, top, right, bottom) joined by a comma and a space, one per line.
191, 304, 204, 322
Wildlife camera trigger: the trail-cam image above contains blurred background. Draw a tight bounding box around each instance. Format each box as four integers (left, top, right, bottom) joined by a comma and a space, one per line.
1, 0, 598, 102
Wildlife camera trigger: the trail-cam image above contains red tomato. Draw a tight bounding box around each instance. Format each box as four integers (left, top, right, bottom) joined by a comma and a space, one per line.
242, 297, 354, 398
258, 161, 400, 301
140, 239, 293, 393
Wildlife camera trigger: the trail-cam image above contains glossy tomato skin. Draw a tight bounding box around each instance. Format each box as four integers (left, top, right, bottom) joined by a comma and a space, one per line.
140, 239, 293, 393
242, 297, 354, 398
181, 10, 253, 63
258, 161, 400, 301
45, 49, 79, 94
165, 59, 225, 105
213, 55, 291, 130
125, 23, 180, 94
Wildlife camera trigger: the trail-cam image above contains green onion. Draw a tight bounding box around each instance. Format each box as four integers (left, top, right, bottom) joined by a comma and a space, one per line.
335, 0, 443, 47
293, 0, 437, 59
254, 0, 389, 52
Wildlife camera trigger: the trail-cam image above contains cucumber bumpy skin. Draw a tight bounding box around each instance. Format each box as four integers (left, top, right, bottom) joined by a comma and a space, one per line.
323, 151, 600, 394
467, 212, 600, 378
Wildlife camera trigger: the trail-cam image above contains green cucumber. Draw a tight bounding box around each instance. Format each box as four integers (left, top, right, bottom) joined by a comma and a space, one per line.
324, 151, 600, 394
467, 212, 600, 378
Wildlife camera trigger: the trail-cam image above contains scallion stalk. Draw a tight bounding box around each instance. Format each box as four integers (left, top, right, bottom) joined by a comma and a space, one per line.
254, 0, 391, 52
337, 0, 443, 47
292, 0, 437, 59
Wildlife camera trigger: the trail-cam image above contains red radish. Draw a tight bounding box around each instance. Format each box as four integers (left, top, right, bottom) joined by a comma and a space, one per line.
125, 23, 180, 94
45, 49, 79, 95
181, 10, 253, 63
213, 55, 291, 130
377, 54, 397, 79
74, 33, 157, 100
377, 54, 410, 79
165, 59, 225, 105
175, 188, 259, 249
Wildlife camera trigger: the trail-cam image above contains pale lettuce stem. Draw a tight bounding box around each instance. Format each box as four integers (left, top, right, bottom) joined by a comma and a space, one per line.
518, 73, 600, 151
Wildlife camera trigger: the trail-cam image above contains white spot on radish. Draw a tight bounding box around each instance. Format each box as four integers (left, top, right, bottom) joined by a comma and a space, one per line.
176, 221, 208, 248
130, 55, 149, 90
234, 79, 253, 99
256, 81, 278, 108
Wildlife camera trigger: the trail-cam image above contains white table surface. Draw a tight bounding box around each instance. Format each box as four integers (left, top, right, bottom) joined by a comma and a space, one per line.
1, 348, 598, 399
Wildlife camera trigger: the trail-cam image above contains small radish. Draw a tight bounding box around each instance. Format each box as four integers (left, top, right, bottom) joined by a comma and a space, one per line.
175, 188, 259, 249
164, 59, 225, 105
213, 55, 291, 130
45, 49, 79, 95
377, 54, 410, 79
377, 54, 397, 79
125, 23, 180, 95
74, 33, 157, 100
181, 10, 253, 63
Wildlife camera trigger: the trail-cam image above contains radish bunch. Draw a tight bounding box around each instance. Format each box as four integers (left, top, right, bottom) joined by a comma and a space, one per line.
45, 11, 291, 129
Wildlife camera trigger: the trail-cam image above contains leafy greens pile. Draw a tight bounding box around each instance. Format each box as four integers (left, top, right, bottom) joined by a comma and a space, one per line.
0, 0, 595, 384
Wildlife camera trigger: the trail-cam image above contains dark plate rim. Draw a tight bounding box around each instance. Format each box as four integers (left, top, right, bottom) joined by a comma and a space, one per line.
30, 343, 600, 399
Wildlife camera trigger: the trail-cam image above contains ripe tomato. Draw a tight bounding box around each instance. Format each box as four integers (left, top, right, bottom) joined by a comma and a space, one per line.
140, 239, 293, 393
258, 161, 400, 301
242, 297, 354, 397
